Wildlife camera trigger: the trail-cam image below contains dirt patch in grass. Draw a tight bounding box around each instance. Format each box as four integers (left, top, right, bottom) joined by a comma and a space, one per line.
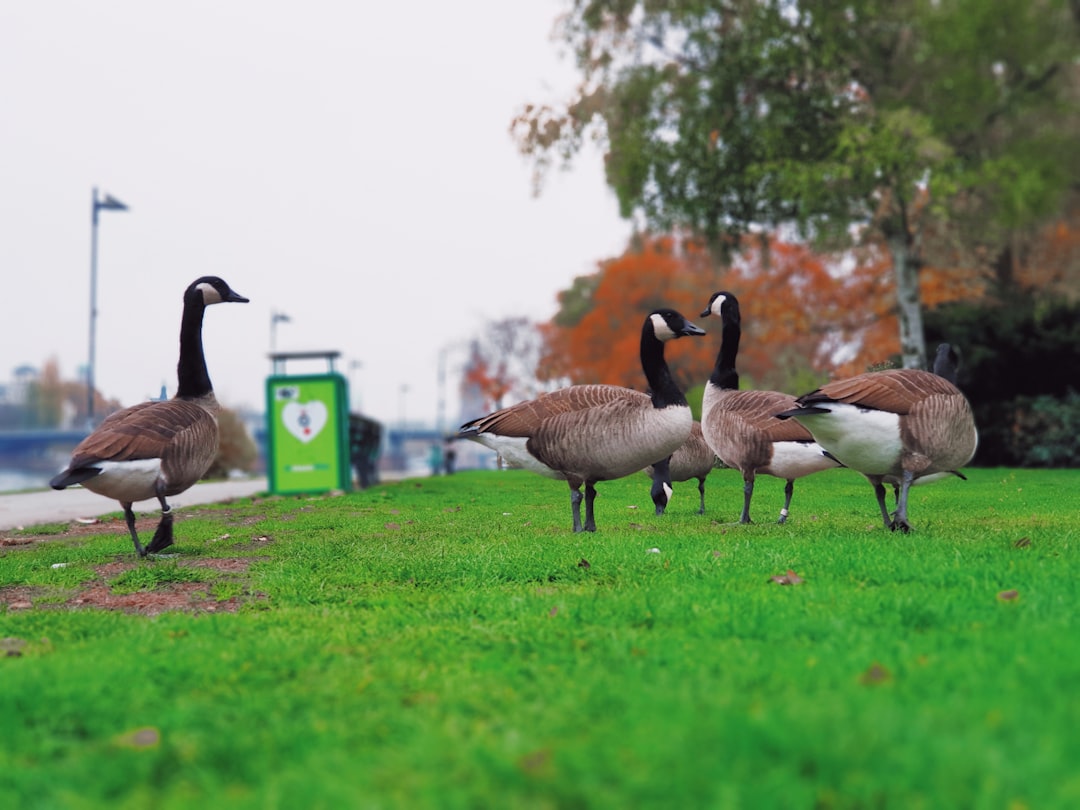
1, 555, 269, 616
1, 511, 271, 616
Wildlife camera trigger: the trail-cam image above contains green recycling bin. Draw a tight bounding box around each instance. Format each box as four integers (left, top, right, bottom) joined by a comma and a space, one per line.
265, 352, 352, 495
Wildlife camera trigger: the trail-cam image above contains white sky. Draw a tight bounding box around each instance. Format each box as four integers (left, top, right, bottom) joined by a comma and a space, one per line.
0, 1, 631, 430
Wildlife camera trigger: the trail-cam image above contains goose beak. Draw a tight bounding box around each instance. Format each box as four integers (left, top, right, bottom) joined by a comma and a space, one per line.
699, 306, 712, 318
226, 290, 250, 304
680, 321, 706, 338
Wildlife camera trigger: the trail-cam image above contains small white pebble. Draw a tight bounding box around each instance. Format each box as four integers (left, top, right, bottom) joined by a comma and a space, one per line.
50, 563, 69, 569
646, 548, 661, 554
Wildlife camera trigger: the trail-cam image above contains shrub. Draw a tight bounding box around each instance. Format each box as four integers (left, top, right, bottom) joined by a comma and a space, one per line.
204, 406, 258, 479
1009, 391, 1080, 467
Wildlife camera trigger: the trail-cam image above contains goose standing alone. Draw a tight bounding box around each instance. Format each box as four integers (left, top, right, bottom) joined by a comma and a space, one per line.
699, 291, 840, 524
775, 342, 978, 532
645, 422, 719, 515
50, 276, 249, 556
458, 309, 705, 532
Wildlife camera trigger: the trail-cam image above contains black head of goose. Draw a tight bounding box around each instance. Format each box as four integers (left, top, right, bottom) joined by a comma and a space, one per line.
775, 342, 978, 532
50, 276, 249, 556
644, 422, 719, 515
457, 308, 706, 532
698, 291, 840, 524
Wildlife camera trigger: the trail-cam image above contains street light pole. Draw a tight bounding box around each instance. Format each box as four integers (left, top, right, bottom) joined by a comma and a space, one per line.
348, 359, 363, 412
87, 187, 129, 426
270, 310, 291, 353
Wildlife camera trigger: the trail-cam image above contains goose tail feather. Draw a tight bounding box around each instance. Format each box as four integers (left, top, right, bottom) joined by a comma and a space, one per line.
49, 467, 101, 490
775, 405, 829, 420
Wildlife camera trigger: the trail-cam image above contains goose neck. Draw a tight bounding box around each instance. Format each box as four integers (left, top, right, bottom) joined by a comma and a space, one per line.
175, 298, 213, 400
641, 325, 687, 409
709, 318, 741, 391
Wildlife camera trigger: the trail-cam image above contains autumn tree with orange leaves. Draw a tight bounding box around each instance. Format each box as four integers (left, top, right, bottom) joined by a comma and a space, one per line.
538, 231, 1018, 395
539, 234, 844, 396
464, 317, 551, 413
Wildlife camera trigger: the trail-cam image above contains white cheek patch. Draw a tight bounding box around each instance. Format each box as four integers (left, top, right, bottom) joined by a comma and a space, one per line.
197, 282, 223, 305
650, 313, 676, 341
711, 294, 727, 316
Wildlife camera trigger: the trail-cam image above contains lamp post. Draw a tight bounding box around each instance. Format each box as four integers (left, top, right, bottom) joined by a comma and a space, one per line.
348, 359, 363, 412
397, 383, 410, 470
87, 187, 128, 426
270, 310, 291, 353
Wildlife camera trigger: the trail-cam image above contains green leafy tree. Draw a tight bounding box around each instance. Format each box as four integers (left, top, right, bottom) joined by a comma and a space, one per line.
514, 0, 1080, 369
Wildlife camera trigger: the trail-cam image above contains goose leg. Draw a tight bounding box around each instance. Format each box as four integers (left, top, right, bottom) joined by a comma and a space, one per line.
583, 483, 598, 532
890, 470, 914, 533
777, 479, 794, 524
122, 502, 147, 558
696, 477, 706, 516
569, 484, 584, 533
740, 473, 754, 524
146, 491, 175, 553
870, 476, 891, 529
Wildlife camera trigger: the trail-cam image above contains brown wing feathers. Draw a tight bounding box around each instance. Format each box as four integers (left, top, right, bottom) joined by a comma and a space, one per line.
465, 386, 649, 438
807, 370, 961, 414
68, 401, 216, 466
716, 390, 815, 442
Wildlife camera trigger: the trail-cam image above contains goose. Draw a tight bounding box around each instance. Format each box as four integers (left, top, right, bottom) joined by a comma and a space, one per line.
882, 343, 970, 496
49, 276, 249, 556
457, 309, 706, 532
699, 291, 841, 524
645, 422, 719, 515
775, 342, 978, 532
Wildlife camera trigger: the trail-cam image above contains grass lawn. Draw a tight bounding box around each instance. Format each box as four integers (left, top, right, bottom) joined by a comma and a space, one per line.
1, 465, 1077, 809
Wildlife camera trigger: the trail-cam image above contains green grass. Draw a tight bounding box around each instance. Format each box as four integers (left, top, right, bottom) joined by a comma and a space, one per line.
1, 467, 1077, 809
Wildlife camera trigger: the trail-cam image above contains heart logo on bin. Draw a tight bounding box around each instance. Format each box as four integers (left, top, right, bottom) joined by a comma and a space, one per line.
282, 401, 328, 444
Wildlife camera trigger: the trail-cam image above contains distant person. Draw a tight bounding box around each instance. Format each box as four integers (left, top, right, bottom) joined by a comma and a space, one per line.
428, 443, 443, 476
444, 439, 457, 475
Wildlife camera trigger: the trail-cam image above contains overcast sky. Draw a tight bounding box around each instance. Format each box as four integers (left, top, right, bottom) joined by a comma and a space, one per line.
1, 1, 631, 431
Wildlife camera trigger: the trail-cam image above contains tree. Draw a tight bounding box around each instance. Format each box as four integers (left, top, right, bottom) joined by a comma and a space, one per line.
514, 0, 1080, 370
541, 229, 1003, 394
541, 232, 880, 393
540, 234, 714, 391
465, 317, 551, 411
22, 359, 65, 428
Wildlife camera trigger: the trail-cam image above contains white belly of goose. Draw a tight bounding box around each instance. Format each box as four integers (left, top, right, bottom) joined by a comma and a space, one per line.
78, 459, 164, 504
472, 434, 564, 479
766, 440, 835, 479
795, 405, 903, 475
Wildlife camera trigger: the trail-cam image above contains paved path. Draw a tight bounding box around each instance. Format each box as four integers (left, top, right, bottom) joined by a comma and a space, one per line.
0, 478, 269, 531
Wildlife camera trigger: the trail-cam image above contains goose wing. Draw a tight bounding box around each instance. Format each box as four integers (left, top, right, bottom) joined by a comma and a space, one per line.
459, 385, 643, 438
799, 369, 960, 415
66, 400, 216, 466
710, 389, 815, 442
528, 388, 680, 478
